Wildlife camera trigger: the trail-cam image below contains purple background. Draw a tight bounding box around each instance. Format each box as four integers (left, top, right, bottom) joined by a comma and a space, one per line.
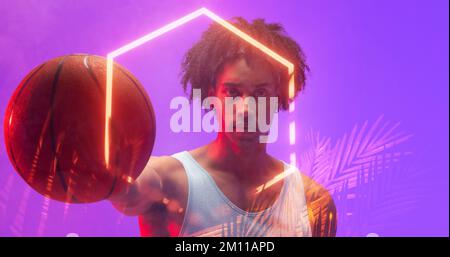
0, 0, 448, 236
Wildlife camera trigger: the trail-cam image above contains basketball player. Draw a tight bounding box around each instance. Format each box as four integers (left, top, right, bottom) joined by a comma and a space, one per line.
109, 18, 337, 237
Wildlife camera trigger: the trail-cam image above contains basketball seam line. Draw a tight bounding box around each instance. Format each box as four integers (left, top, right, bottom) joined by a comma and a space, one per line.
49, 56, 80, 203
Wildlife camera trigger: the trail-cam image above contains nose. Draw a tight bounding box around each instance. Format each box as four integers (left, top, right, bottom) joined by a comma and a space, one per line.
235, 95, 250, 116
235, 96, 257, 128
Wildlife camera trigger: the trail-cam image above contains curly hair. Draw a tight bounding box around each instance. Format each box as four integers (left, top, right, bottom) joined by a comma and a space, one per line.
180, 17, 309, 110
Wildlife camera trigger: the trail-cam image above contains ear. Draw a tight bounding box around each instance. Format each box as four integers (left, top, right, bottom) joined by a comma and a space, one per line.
275, 83, 281, 98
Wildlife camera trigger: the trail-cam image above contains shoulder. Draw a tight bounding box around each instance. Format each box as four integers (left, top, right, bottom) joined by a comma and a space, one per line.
146, 155, 188, 201
147, 155, 185, 178
299, 172, 337, 237
300, 173, 334, 206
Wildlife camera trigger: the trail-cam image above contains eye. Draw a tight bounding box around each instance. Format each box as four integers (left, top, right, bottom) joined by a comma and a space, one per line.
254, 88, 268, 97
225, 88, 241, 97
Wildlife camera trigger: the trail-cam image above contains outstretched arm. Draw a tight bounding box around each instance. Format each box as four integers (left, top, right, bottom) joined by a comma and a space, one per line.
109, 158, 164, 216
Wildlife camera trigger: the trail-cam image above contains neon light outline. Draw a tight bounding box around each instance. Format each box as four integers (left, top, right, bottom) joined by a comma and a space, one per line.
105, 7, 298, 190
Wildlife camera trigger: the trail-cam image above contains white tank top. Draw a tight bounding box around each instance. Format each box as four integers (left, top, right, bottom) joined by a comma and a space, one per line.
171, 151, 312, 237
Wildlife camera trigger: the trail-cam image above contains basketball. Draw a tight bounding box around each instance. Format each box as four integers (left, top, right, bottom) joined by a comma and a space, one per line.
3, 54, 156, 203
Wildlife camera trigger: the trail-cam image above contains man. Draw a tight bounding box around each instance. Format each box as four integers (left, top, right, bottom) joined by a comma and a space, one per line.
110, 17, 337, 237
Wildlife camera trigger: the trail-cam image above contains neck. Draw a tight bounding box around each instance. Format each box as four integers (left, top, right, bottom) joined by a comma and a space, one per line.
205, 133, 271, 183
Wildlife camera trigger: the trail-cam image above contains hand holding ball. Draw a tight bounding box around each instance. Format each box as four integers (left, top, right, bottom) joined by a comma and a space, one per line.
4, 54, 156, 203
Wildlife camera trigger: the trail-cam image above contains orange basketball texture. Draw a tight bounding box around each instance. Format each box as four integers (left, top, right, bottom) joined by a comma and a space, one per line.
4, 54, 156, 203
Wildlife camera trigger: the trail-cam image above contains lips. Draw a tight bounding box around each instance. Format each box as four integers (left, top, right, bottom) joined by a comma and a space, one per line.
233, 124, 258, 133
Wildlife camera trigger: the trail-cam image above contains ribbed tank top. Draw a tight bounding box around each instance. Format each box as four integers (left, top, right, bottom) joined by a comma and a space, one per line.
171, 151, 312, 237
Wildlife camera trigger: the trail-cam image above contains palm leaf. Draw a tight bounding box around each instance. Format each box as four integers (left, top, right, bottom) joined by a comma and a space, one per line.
297, 115, 427, 236
299, 114, 413, 192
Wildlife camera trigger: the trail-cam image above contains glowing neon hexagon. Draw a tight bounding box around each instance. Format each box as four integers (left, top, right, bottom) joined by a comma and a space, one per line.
104, 7, 298, 190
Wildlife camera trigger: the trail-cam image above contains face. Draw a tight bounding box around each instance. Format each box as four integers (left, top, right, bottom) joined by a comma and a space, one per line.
211, 57, 279, 146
